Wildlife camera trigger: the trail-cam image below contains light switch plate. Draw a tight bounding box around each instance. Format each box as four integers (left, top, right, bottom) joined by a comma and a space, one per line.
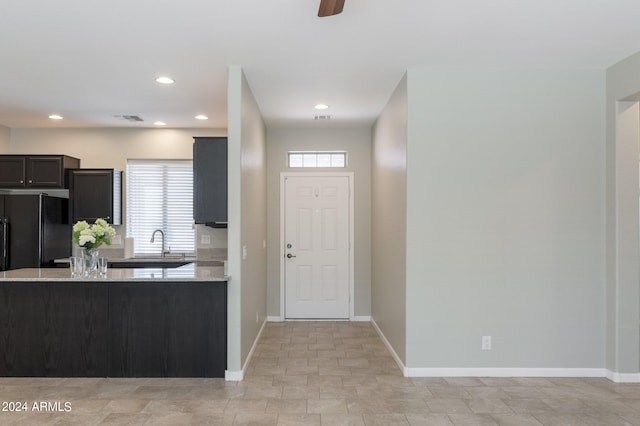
201, 235, 211, 245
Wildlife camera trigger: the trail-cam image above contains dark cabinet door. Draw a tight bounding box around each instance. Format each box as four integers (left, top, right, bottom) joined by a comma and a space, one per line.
0, 157, 26, 188
108, 282, 227, 377
69, 169, 122, 224
194, 137, 227, 226
26, 157, 65, 187
0, 282, 108, 377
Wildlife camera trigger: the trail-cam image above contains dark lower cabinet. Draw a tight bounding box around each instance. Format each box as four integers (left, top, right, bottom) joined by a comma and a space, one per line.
108, 282, 227, 377
0, 282, 107, 377
0, 281, 227, 377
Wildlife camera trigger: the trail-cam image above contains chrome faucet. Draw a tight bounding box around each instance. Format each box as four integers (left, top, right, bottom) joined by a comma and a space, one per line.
150, 229, 169, 257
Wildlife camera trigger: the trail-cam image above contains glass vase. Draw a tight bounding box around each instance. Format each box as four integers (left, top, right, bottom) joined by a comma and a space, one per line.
83, 248, 99, 277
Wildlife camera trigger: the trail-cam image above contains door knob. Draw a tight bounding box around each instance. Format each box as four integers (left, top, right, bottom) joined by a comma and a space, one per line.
286, 253, 296, 259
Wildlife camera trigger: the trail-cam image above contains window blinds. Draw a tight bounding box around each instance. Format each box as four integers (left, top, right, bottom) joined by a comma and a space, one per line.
126, 160, 195, 256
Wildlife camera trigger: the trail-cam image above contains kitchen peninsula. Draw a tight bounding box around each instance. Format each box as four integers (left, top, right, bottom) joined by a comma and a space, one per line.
0, 263, 228, 378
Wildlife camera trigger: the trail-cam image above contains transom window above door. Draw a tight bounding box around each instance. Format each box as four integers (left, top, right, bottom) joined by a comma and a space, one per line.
288, 151, 347, 168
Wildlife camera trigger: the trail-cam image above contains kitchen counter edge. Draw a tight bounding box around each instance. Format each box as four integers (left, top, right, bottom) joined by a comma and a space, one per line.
0, 265, 229, 282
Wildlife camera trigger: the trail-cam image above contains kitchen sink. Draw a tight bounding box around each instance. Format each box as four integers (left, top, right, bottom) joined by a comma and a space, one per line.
108, 260, 193, 269
52, 257, 224, 269
194, 260, 225, 267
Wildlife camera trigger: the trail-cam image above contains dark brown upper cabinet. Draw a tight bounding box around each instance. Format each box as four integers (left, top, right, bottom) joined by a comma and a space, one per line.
0, 155, 80, 188
193, 137, 227, 227
68, 169, 122, 225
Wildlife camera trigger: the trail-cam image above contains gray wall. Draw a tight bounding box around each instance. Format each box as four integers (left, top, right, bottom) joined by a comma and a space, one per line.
371, 75, 408, 363
266, 127, 372, 318
405, 69, 606, 368
227, 66, 268, 371
0, 125, 9, 152
606, 52, 640, 375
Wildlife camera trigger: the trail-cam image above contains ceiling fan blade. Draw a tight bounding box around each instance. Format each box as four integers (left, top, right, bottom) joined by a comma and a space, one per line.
318, 0, 345, 17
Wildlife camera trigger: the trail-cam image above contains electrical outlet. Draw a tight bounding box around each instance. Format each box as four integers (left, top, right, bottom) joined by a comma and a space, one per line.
482, 336, 492, 351
112, 235, 122, 245
201, 235, 211, 245
242, 246, 247, 260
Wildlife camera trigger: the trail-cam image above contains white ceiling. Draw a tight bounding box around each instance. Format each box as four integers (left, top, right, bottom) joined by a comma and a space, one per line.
1, 0, 640, 129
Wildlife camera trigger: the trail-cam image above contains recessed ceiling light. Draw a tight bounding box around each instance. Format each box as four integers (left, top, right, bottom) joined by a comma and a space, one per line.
195, 115, 208, 120
155, 76, 175, 84
48, 114, 63, 120
314, 104, 329, 110
153, 121, 167, 126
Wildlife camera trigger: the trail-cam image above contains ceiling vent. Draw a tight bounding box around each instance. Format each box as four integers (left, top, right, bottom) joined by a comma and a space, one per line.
113, 114, 144, 122
314, 114, 332, 120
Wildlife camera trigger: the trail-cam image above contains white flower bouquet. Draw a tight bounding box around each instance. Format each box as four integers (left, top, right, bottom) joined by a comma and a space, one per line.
73, 218, 117, 250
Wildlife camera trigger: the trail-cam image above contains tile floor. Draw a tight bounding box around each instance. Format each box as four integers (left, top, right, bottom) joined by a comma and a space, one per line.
0, 321, 639, 425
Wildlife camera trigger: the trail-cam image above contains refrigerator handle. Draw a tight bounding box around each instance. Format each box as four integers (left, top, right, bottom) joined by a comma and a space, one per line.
0, 218, 7, 271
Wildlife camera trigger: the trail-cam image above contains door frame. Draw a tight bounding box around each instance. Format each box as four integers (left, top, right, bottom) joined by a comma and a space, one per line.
279, 172, 355, 321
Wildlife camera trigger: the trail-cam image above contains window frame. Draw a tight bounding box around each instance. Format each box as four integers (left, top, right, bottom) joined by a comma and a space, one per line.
287, 150, 348, 169
125, 159, 195, 257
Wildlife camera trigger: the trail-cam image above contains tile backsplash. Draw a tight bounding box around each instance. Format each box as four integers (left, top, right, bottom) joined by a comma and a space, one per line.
77, 225, 228, 260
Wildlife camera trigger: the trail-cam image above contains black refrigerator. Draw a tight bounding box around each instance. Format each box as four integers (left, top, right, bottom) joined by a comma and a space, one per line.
0, 194, 71, 271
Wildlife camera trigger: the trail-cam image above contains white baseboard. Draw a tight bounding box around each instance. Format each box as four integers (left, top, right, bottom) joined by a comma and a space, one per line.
371, 317, 611, 381
224, 370, 243, 381
351, 316, 371, 322
607, 370, 640, 383
406, 367, 606, 378
371, 318, 407, 376
267, 316, 370, 322
225, 318, 268, 381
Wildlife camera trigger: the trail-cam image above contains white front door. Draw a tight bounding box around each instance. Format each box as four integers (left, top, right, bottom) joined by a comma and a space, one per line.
284, 175, 351, 319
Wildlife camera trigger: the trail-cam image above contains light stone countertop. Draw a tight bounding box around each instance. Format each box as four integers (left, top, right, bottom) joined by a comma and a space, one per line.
0, 263, 228, 282
54, 256, 226, 264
